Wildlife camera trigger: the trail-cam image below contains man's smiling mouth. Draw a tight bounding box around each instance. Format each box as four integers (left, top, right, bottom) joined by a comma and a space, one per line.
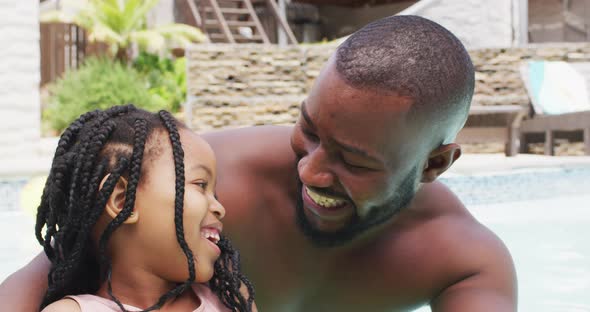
305, 186, 347, 208
302, 186, 355, 222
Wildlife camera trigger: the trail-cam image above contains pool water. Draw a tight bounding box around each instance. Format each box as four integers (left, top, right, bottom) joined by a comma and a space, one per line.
413, 167, 590, 312
2, 167, 589, 311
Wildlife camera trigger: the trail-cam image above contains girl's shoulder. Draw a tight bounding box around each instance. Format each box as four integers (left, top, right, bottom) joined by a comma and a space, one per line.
191, 283, 232, 311
41, 286, 230, 312
41, 298, 82, 312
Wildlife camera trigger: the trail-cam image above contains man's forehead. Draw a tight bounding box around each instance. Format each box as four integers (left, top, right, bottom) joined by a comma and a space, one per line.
304, 61, 420, 156
304, 89, 413, 138
311, 64, 413, 115
301, 99, 414, 163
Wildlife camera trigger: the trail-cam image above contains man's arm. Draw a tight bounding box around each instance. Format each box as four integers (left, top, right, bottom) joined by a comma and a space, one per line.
0, 252, 51, 311
431, 287, 515, 312
430, 233, 517, 312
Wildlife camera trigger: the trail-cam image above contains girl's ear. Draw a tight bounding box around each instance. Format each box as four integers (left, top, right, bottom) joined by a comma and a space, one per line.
100, 175, 139, 224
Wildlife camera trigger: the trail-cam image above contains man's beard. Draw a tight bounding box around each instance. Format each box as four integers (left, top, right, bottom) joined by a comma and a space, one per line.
295, 167, 419, 248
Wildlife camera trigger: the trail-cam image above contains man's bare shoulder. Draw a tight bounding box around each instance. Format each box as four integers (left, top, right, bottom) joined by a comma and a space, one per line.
41, 298, 81, 312
202, 126, 298, 229
202, 125, 295, 174
378, 181, 517, 310
410, 181, 513, 275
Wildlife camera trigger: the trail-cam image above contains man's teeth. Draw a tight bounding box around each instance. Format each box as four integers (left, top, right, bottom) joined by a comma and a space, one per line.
306, 187, 346, 208
201, 230, 220, 244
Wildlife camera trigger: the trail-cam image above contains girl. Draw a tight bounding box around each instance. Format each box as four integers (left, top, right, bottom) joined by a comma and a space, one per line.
35, 105, 255, 311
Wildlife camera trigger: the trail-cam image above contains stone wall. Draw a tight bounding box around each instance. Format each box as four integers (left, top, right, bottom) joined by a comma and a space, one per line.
472, 43, 590, 107
0, 0, 43, 176
186, 44, 333, 131
186, 42, 590, 131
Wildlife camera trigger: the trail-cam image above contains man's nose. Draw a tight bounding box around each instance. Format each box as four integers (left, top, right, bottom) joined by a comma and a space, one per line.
297, 146, 334, 188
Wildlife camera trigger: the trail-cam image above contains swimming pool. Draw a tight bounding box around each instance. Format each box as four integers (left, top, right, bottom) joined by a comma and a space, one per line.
415, 166, 590, 312
2, 167, 589, 311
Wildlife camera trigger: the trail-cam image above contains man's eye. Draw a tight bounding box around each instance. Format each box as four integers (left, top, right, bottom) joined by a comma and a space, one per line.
344, 162, 368, 170
342, 160, 378, 172
302, 128, 319, 141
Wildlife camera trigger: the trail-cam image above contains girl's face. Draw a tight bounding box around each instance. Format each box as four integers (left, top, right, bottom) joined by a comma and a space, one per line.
130, 128, 225, 283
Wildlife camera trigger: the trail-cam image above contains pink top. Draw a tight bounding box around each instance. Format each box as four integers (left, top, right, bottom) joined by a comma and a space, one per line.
65, 284, 230, 312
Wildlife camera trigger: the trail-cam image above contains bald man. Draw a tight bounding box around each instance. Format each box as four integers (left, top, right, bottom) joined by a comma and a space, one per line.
1, 15, 516, 312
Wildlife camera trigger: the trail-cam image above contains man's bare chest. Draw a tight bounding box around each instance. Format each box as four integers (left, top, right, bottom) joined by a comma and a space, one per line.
224, 191, 447, 311
252, 265, 430, 312
240, 235, 433, 312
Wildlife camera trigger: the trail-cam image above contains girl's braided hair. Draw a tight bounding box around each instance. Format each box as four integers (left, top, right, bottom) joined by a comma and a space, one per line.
35, 105, 254, 311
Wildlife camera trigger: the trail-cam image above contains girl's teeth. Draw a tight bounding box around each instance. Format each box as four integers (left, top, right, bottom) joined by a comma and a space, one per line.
201, 230, 220, 244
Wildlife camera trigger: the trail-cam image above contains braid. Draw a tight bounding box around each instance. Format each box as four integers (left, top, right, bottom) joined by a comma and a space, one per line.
210, 237, 255, 312
38, 105, 138, 308
98, 118, 148, 267
36, 106, 134, 248
159, 111, 196, 282
35, 109, 103, 254
37, 105, 255, 312
41, 158, 129, 307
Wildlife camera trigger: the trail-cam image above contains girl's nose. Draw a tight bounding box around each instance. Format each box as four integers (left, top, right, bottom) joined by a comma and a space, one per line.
210, 195, 226, 220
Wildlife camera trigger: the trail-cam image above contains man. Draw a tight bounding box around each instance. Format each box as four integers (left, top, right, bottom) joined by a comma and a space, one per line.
1, 16, 516, 311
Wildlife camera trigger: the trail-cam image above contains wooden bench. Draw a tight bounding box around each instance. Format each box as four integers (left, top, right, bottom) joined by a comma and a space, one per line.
456, 105, 527, 156
519, 61, 590, 156
519, 110, 590, 155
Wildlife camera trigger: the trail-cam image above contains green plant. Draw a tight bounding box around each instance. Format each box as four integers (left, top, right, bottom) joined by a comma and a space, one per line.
44, 57, 168, 132
133, 52, 187, 112
41, 0, 207, 62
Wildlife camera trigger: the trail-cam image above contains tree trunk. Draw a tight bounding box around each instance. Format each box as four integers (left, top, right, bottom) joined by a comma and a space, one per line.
115, 47, 129, 64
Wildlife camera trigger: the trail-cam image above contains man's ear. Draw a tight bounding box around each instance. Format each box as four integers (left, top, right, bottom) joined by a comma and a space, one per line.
100, 175, 138, 224
421, 143, 462, 183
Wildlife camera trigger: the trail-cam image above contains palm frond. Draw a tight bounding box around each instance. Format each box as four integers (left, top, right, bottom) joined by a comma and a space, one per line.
124, 0, 160, 33
166, 36, 192, 49
92, 0, 120, 10
88, 23, 124, 46
155, 23, 208, 43
92, 1, 126, 33
130, 30, 166, 53
43, 0, 198, 61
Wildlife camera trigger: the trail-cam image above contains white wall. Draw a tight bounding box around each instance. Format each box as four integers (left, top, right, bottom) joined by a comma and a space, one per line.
400, 0, 516, 49
147, 0, 175, 27
0, 0, 44, 176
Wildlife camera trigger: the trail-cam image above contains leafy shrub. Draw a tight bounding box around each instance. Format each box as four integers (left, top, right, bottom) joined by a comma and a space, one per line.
133, 52, 187, 112
44, 57, 168, 132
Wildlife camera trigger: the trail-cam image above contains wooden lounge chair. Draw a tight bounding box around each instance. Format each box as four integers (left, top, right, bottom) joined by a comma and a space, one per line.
519, 61, 590, 156
456, 105, 527, 156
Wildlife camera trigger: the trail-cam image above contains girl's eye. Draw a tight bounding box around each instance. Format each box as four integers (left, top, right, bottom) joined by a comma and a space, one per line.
194, 181, 208, 191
